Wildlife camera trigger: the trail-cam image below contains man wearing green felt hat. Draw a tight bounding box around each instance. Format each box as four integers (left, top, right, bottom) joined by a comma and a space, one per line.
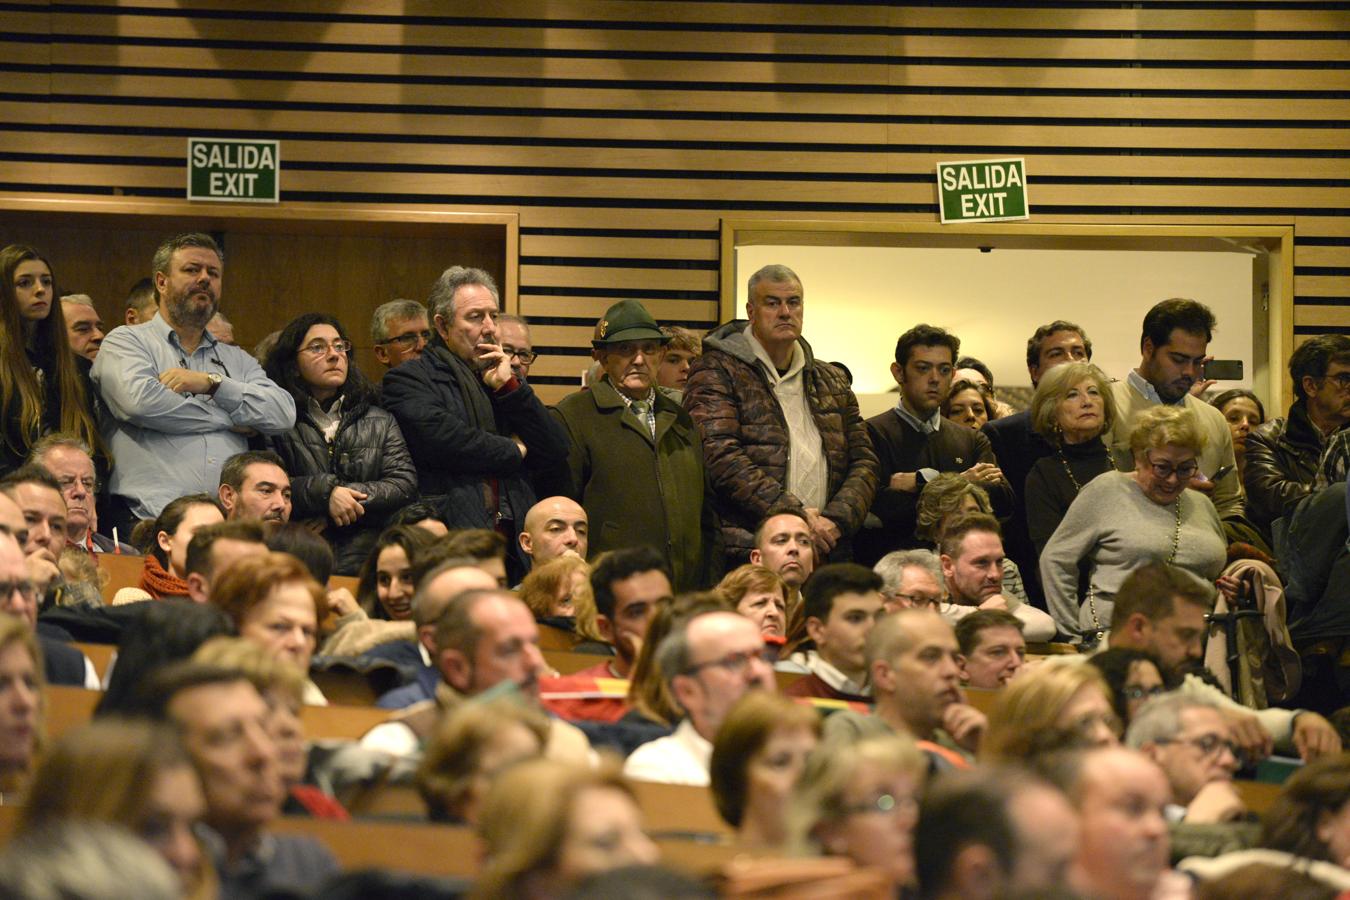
551, 299, 718, 591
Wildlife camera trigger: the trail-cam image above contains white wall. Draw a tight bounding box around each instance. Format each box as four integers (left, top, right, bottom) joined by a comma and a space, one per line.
734, 245, 1255, 419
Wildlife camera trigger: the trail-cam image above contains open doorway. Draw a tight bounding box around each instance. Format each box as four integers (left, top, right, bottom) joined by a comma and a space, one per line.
722, 220, 1293, 415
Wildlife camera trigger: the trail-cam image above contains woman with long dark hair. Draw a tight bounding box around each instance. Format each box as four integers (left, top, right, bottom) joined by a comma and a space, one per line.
0, 245, 102, 476
263, 312, 417, 575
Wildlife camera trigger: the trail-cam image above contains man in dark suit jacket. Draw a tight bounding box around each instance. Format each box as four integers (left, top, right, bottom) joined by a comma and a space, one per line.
382, 266, 568, 583
980, 321, 1092, 607
861, 325, 1009, 564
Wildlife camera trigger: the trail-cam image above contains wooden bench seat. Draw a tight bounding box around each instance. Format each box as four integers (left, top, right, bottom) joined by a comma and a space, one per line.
44, 685, 390, 743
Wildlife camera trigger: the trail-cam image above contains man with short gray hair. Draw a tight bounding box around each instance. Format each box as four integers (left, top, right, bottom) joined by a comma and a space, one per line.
684, 263, 878, 569
60, 294, 104, 361
623, 610, 776, 786
371, 298, 430, 371
1126, 694, 1247, 824
874, 548, 945, 612
382, 265, 568, 583
27, 433, 132, 553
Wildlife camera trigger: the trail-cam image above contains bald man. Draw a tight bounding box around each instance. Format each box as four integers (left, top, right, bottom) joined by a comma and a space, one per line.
824, 608, 986, 766
518, 496, 589, 567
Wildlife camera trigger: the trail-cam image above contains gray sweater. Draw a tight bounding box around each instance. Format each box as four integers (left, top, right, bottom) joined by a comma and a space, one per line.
1039, 471, 1226, 635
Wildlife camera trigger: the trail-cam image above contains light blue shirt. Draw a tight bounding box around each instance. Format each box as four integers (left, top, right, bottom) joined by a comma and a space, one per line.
1127, 368, 1183, 407
91, 314, 296, 518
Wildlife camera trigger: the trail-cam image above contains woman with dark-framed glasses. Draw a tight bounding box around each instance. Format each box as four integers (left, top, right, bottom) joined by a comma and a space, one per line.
263, 312, 417, 574
1040, 405, 1230, 642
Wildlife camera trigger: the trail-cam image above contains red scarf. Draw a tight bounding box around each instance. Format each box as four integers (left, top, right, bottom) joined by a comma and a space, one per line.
138, 554, 190, 599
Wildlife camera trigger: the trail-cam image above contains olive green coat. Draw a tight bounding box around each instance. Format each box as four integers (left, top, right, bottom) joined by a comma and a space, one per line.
552, 379, 718, 591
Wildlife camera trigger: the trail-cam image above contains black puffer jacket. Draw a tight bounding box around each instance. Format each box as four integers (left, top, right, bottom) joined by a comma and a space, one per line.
1244, 402, 1337, 538
268, 394, 417, 575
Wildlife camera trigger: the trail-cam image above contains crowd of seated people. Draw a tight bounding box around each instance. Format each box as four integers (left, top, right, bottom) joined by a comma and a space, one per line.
5, 237, 1350, 897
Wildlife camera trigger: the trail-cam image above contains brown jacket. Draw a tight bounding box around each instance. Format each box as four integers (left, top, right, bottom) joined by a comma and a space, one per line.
682, 321, 878, 564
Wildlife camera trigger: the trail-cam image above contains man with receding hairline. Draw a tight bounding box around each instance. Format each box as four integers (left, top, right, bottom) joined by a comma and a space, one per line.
826, 609, 985, 767
624, 609, 777, 786
361, 586, 591, 765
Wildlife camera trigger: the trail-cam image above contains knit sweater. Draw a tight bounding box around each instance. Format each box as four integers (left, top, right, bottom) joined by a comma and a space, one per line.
1039, 472, 1227, 636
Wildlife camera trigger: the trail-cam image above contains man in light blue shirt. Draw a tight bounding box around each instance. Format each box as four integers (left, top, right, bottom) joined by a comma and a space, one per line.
91, 233, 295, 523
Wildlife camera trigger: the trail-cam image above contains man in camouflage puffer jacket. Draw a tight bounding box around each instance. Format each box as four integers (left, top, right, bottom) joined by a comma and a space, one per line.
683, 264, 878, 567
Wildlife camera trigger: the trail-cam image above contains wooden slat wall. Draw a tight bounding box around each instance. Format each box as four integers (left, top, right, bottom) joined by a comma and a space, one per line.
0, 1, 1346, 403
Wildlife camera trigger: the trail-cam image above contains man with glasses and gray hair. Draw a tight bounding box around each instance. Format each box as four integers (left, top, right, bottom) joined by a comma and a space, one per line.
874, 548, 945, 613
27, 433, 133, 554
1126, 694, 1247, 824
623, 609, 777, 786
371, 298, 431, 372
496, 314, 536, 382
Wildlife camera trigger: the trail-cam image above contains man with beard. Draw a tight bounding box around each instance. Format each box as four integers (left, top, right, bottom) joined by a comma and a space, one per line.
382, 266, 567, 583
217, 450, 292, 524
92, 233, 295, 530
1106, 299, 1242, 520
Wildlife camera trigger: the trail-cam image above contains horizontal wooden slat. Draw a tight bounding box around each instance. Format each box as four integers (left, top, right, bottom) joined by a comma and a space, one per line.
32, 12, 1350, 61
14, 0, 1349, 32
25, 71, 1350, 124
1296, 307, 1350, 329
9, 131, 1350, 185
1297, 276, 1350, 298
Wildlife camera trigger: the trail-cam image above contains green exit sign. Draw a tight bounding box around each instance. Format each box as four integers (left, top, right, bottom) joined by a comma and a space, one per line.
936, 157, 1029, 224
187, 138, 280, 203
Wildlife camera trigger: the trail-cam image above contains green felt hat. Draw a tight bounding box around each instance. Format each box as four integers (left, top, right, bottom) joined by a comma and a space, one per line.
591, 299, 670, 347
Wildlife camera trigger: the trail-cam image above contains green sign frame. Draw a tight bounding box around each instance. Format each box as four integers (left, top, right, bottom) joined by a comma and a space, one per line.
936, 157, 1029, 224
187, 138, 280, 204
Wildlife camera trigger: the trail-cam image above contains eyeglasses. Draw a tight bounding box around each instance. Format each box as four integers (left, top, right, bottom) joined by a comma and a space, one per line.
377, 330, 432, 350
1157, 733, 1240, 760
0, 580, 37, 603
840, 792, 919, 818
56, 475, 98, 494
887, 591, 943, 610
300, 339, 352, 357
1322, 373, 1350, 390
1123, 684, 1167, 702
1145, 454, 1199, 481
501, 345, 537, 364
683, 647, 775, 677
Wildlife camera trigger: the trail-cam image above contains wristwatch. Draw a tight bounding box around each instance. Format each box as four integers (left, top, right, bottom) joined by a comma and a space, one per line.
206, 373, 223, 395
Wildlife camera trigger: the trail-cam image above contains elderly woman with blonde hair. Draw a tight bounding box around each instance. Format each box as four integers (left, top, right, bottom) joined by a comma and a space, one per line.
983, 657, 1121, 762
1024, 361, 1118, 555
1040, 405, 1229, 642
474, 757, 658, 899
786, 733, 927, 895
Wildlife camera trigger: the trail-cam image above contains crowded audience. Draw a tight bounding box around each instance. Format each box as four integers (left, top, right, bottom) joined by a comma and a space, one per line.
5, 237, 1350, 899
